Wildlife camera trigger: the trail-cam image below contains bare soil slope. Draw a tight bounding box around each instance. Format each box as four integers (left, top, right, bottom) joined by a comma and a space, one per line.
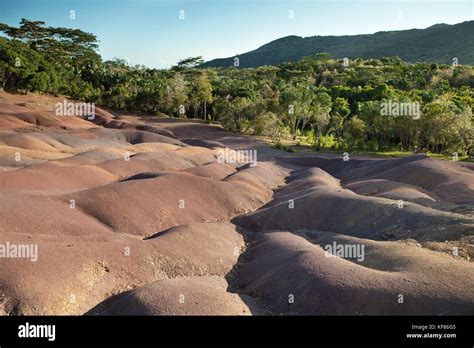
0, 91, 472, 315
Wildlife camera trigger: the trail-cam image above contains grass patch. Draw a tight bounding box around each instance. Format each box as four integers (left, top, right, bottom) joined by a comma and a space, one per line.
273, 142, 295, 152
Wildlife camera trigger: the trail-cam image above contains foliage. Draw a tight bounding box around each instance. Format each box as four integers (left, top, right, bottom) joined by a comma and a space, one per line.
1, 19, 473, 157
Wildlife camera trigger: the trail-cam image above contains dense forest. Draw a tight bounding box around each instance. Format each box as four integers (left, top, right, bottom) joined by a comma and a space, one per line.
1, 19, 473, 157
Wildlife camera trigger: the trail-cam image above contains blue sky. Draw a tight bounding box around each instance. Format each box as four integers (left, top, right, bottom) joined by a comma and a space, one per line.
0, 0, 473, 68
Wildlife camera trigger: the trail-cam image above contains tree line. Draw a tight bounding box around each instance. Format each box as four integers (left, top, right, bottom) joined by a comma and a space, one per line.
1, 19, 473, 157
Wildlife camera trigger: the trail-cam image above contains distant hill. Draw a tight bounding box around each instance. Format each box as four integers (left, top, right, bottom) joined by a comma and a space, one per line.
202, 21, 474, 68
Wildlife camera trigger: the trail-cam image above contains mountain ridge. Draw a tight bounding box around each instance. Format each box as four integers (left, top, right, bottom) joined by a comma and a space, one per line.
202, 21, 474, 68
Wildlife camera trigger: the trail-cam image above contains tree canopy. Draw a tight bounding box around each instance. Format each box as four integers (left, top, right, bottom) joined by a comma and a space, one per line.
1, 19, 473, 158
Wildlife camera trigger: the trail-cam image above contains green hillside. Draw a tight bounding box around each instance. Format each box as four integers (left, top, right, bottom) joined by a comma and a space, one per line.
202, 21, 474, 68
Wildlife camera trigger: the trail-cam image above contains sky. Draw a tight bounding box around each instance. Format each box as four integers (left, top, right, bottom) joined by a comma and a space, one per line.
0, 0, 473, 68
